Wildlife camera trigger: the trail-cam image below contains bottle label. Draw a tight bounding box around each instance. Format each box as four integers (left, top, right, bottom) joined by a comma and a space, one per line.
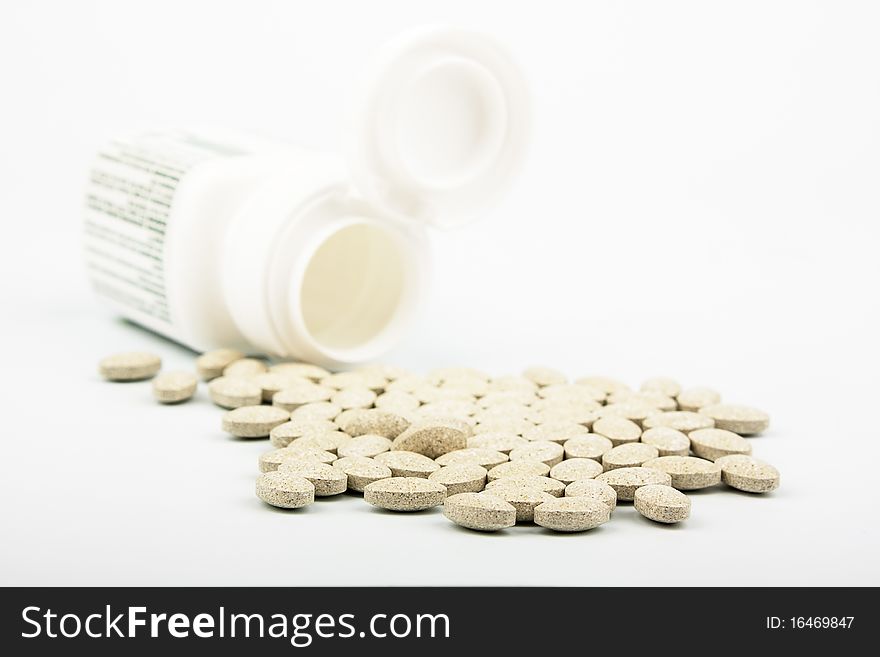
83, 132, 240, 334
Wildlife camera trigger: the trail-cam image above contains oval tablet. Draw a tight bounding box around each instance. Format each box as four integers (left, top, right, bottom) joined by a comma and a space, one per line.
563, 434, 613, 461
363, 477, 446, 511
640, 377, 681, 398
208, 376, 262, 409
486, 460, 550, 481
715, 455, 780, 493
698, 404, 769, 435
564, 479, 618, 511
258, 447, 334, 473
99, 351, 162, 381
278, 461, 347, 496
222, 405, 289, 438
601, 443, 660, 471
486, 475, 565, 498
337, 409, 411, 439
443, 492, 517, 531
485, 486, 555, 522
428, 464, 488, 496
269, 419, 338, 448
595, 467, 672, 501
391, 417, 472, 458
534, 497, 611, 532
634, 485, 691, 523
255, 472, 315, 509
676, 387, 721, 412
196, 348, 244, 381
435, 448, 508, 469
152, 371, 197, 404
523, 422, 589, 444
642, 411, 714, 433
548, 459, 604, 485
273, 384, 334, 411
688, 428, 752, 461
223, 358, 268, 378
640, 427, 690, 457
508, 441, 564, 467
337, 434, 393, 458
332, 456, 392, 492
375, 451, 441, 478
467, 432, 529, 454
642, 455, 721, 490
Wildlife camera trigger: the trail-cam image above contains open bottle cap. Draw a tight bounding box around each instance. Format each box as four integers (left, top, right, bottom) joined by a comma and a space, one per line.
349, 26, 530, 229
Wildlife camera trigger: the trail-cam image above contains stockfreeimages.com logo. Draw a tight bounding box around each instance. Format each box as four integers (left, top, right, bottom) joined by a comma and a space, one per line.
21, 606, 450, 647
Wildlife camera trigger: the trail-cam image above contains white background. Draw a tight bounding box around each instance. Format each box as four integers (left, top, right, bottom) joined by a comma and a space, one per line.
1, 0, 878, 586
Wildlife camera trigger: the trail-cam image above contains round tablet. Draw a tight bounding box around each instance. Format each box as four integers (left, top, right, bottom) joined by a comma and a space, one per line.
601, 443, 660, 471
534, 497, 611, 532
278, 461, 347, 495
443, 492, 517, 531
523, 422, 589, 444
715, 455, 780, 493
595, 467, 672, 501
255, 472, 315, 509
152, 371, 197, 404
332, 456, 392, 492
208, 376, 262, 409
548, 458, 604, 485
676, 387, 721, 412
99, 351, 162, 381
269, 419, 338, 448
564, 479, 618, 511
563, 434, 614, 461
337, 434, 393, 458
486, 475, 565, 498
640, 427, 690, 457
642, 411, 714, 433
485, 486, 556, 522
508, 441, 564, 467
222, 406, 290, 438
391, 417, 472, 458
486, 460, 550, 481
374, 451, 441, 478
688, 428, 752, 461
435, 448, 508, 469
634, 485, 691, 523
642, 456, 721, 490
428, 464, 488, 496
363, 477, 446, 511
467, 432, 529, 454
698, 404, 769, 435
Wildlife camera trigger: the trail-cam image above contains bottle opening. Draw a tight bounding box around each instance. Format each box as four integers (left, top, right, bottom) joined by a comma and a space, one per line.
298, 221, 415, 361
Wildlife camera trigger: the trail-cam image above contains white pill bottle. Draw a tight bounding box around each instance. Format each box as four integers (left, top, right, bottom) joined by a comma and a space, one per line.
83, 27, 528, 367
